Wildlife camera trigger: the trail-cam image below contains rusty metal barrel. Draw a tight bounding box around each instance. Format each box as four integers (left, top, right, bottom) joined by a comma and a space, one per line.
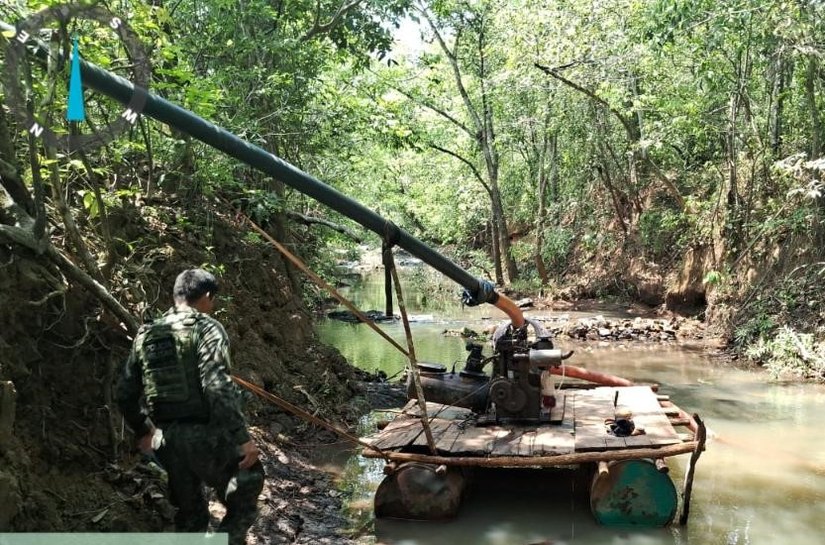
374, 462, 466, 520
590, 459, 677, 527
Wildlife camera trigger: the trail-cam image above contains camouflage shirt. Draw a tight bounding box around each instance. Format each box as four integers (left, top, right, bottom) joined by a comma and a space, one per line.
115, 305, 251, 445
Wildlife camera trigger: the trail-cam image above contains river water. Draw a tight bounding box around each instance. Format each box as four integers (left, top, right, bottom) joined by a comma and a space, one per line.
315, 272, 825, 545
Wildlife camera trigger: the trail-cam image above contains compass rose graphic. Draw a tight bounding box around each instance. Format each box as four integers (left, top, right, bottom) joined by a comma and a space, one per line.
2, 2, 151, 153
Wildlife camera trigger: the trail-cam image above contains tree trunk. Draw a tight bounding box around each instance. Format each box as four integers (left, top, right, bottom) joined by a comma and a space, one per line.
805, 57, 823, 158
726, 91, 740, 202
490, 219, 503, 285
592, 107, 629, 234
490, 181, 517, 283
768, 55, 789, 158
534, 133, 557, 285
534, 142, 550, 285
420, 6, 521, 285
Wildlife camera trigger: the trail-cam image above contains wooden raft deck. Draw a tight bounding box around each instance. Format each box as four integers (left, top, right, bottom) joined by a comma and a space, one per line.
364, 386, 685, 459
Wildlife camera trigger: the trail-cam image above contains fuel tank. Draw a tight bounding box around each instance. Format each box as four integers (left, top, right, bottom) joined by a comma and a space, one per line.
406, 362, 490, 412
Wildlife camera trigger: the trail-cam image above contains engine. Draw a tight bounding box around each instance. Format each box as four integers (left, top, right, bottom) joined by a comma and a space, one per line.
488, 318, 568, 421
408, 318, 571, 422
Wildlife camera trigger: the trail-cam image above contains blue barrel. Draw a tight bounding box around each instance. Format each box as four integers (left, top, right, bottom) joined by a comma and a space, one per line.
590, 459, 677, 527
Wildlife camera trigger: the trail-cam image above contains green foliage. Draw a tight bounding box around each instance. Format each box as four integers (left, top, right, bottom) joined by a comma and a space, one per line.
508, 276, 545, 296
77, 190, 100, 220
702, 270, 725, 287
243, 231, 264, 245
542, 226, 576, 275
241, 190, 282, 225
4, 0, 825, 384
745, 327, 825, 380
734, 314, 777, 349
639, 208, 687, 263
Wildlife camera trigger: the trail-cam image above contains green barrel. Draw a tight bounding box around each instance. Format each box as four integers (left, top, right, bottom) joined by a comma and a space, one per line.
590, 459, 677, 527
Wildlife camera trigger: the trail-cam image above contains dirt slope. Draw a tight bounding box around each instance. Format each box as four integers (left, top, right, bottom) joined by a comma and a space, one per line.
0, 196, 367, 542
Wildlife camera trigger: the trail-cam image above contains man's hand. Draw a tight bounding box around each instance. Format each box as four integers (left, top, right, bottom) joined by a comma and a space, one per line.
238, 440, 259, 469
138, 426, 156, 454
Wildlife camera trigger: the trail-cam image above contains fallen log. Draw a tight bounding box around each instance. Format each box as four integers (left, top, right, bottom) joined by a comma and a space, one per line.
362, 441, 698, 467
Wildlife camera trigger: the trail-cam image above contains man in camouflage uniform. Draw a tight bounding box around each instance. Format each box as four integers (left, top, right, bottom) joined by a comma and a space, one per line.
116, 268, 264, 545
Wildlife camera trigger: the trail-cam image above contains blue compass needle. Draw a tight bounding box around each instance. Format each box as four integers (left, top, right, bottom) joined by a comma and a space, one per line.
67, 34, 85, 122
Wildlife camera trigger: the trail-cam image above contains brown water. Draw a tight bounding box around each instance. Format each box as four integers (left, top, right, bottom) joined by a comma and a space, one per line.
316, 272, 825, 544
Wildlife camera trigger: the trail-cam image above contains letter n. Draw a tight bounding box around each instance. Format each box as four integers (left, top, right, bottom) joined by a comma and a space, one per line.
28, 123, 45, 137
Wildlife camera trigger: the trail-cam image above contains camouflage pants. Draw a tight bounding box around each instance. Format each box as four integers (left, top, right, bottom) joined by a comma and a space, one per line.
154, 422, 265, 545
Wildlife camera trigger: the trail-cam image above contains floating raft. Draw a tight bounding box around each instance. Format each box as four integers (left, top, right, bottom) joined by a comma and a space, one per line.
363, 386, 699, 465
364, 385, 706, 524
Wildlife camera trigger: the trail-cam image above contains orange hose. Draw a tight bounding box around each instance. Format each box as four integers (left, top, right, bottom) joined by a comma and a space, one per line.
493, 294, 525, 327
550, 364, 634, 386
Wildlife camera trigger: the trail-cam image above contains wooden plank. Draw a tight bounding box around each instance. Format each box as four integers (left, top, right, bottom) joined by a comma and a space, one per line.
370, 386, 683, 456
574, 387, 615, 451
548, 391, 566, 424
449, 424, 504, 454
407, 402, 473, 421
363, 415, 417, 448
534, 381, 575, 458
368, 399, 479, 451
491, 428, 525, 456
574, 432, 606, 451
411, 419, 452, 447
614, 387, 654, 447
561, 391, 575, 431
615, 386, 663, 414
533, 425, 575, 455
518, 430, 536, 456
624, 432, 653, 447
615, 386, 679, 447
370, 419, 424, 450
435, 422, 463, 453
604, 433, 627, 449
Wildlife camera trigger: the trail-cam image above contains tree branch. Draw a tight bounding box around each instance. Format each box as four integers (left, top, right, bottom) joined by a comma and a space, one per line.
535, 62, 639, 141
0, 219, 138, 335
418, 6, 484, 136
0, 158, 36, 216
536, 62, 684, 209
0, 222, 46, 252
26, 136, 48, 240
44, 244, 138, 334
285, 210, 363, 241
428, 143, 492, 196
301, 0, 364, 42
644, 156, 686, 209
391, 84, 475, 137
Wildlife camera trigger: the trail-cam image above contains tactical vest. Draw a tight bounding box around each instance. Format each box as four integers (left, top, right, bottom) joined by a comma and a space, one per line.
137, 312, 209, 422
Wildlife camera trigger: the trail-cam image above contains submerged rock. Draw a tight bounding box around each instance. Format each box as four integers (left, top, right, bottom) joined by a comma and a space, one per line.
533, 315, 697, 343
327, 309, 397, 323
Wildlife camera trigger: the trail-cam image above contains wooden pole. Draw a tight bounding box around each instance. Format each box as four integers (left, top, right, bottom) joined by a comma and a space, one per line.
679, 414, 707, 525
389, 258, 437, 455
232, 375, 391, 461
362, 440, 698, 467
229, 203, 411, 359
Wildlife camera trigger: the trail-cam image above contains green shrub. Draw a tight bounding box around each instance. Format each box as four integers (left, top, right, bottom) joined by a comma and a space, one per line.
745, 326, 825, 379
639, 208, 686, 263
541, 226, 576, 274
